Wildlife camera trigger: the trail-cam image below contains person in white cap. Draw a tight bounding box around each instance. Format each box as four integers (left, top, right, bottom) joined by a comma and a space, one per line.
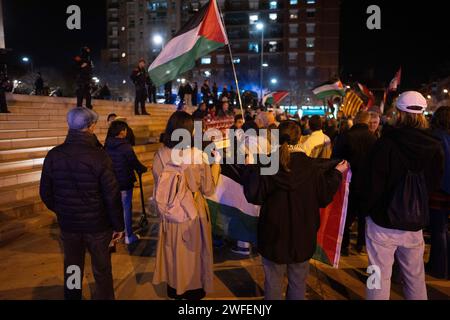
364, 91, 444, 300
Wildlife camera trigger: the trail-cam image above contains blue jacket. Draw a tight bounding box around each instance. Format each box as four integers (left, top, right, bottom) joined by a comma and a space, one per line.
105, 137, 147, 191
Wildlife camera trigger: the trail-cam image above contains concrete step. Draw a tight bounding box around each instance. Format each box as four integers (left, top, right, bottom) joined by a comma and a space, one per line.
0, 136, 66, 151
0, 146, 53, 162
0, 120, 168, 131
0, 157, 44, 174
0, 197, 48, 221
0, 211, 55, 246
0, 113, 171, 123
0, 143, 160, 174
0, 128, 80, 140
0, 181, 40, 205
0, 167, 42, 188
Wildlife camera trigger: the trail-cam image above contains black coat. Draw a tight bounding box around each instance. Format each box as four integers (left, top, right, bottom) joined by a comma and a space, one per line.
40, 130, 124, 233
243, 153, 342, 264
365, 127, 444, 230
332, 123, 377, 195
105, 137, 147, 191
76, 58, 93, 85
130, 67, 149, 90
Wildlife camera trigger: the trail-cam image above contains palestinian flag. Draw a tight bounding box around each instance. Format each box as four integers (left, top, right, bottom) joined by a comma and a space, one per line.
313, 170, 351, 268
312, 81, 345, 100
388, 67, 402, 92
356, 83, 376, 109
342, 90, 364, 118
148, 0, 228, 86
207, 164, 351, 268
206, 165, 260, 243
263, 91, 289, 106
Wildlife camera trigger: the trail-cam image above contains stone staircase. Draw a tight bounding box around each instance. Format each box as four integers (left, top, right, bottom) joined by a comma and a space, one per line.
0, 94, 176, 245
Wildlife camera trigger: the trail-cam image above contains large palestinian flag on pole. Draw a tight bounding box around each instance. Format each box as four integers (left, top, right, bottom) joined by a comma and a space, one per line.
148, 0, 228, 86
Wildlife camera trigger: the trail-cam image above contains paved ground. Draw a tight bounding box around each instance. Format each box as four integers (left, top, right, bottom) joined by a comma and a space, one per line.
0, 215, 449, 300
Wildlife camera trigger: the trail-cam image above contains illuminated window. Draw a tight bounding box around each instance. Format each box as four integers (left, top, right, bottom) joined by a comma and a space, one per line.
290, 10, 298, 19
249, 42, 259, 53
269, 41, 278, 52
269, 13, 277, 21
270, 1, 278, 9
306, 37, 315, 48
249, 14, 259, 24
307, 0, 316, 4
290, 0, 298, 5
201, 57, 211, 64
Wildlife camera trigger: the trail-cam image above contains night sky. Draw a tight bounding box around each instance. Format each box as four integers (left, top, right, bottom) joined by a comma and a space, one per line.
2, 0, 449, 90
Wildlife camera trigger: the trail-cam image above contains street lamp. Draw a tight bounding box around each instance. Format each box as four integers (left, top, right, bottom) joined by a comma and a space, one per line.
271, 78, 278, 85
444, 89, 449, 94
21, 56, 34, 73
153, 34, 164, 50
256, 22, 264, 102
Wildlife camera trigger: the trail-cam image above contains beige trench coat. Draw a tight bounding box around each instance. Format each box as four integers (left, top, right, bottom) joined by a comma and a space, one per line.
152, 146, 219, 295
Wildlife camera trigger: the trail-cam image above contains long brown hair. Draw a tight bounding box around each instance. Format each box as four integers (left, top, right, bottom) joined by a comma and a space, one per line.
396, 110, 429, 130
278, 121, 301, 172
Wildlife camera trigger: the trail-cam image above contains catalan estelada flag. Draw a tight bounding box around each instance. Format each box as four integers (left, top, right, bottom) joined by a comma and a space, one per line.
148, 0, 228, 86
342, 90, 364, 118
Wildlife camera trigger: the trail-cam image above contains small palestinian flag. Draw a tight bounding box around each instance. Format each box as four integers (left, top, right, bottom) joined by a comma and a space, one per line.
388, 68, 402, 92
263, 91, 290, 106
342, 90, 364, 117
312, 80, 345, 100
356, 83, 376, 109
148, 0, 228, 86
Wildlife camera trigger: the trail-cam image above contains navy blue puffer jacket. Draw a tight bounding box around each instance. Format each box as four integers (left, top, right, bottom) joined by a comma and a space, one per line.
105, 137, 147, 191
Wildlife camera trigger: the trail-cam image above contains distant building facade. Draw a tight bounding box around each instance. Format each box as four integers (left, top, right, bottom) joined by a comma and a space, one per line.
104, 0, 340, 106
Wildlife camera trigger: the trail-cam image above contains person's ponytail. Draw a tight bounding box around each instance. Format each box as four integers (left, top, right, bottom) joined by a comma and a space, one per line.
280, 141, 291, 172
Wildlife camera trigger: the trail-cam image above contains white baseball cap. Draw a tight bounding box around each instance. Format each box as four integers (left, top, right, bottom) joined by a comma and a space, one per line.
396, 91, 427, 114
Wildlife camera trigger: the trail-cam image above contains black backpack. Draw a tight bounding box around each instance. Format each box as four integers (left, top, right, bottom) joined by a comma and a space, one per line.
387, 169, 429, 232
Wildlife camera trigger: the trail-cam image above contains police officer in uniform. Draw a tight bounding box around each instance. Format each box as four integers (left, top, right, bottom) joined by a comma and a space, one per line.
130, 59, 150, 115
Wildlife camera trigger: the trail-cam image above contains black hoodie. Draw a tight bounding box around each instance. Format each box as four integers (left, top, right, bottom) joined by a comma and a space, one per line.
365, 127, 444, 229
243, 152, 342, 264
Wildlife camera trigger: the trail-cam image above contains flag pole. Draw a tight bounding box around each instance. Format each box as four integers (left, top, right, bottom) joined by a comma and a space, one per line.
217, 2, 245, 119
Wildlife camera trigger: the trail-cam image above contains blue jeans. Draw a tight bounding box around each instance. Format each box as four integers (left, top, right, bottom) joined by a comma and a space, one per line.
262, 258, 310, 300
427, 208, 450, 279
121, 190, 137, 244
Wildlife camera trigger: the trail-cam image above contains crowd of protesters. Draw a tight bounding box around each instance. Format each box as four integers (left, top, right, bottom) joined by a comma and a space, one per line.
39, 88, 449, 301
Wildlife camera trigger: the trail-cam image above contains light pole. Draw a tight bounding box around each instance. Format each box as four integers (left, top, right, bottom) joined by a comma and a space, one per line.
22, 56, 34, 74
256, 22, 264, 103
153, 34, 164, 50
